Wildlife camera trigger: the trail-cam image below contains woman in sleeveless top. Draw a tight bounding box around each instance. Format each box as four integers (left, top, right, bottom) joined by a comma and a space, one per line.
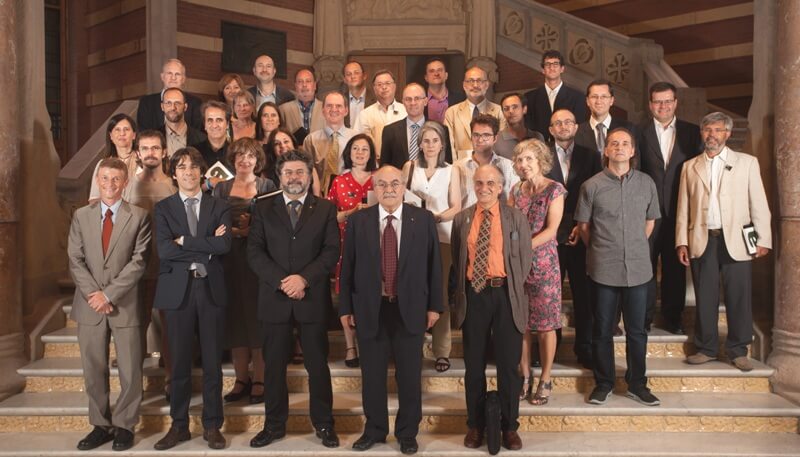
89, 113, 140, 202
401, 121, 462, 372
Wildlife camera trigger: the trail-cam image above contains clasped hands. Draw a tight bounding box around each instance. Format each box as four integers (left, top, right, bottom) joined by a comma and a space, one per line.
281, 274, 307, 300
87, 291, 113, 315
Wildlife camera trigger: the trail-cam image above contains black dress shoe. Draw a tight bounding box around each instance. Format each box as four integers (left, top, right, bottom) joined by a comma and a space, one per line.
153, 426, 190, 450
352, 434, 385, 451
203, 428, 226, 449
315, 427, 339, 448
399, 437, 418, 455
665, 324, 685, 335
77, 426, 114, 451
112, 428, 134, 451
250, 428, 285, 448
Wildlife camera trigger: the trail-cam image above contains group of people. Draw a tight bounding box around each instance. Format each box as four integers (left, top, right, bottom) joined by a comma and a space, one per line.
66, 49, 772, 453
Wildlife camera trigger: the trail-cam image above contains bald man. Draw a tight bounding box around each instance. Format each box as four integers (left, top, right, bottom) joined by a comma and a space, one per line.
137, 59, 204, 131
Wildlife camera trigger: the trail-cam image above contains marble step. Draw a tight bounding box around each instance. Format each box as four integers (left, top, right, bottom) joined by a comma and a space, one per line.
19, 356, 774, 395
0, 391, 797, 434
1, 431, 799, 456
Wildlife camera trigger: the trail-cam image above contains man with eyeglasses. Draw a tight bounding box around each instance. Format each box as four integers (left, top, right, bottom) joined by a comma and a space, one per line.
159, 87, 207, 158
494, 93, 544, 160
444, 66, 506, 161
524, 50, 587, 142
638, 81, 703, 335
338, 165, 443, 454
423, 57, 465, 123
546, 109, 601, 369
575, 79, 636, 157
247, 150, 341, 449
354, 69, 407, 157
381, 83, 454, 168
676, 112, 771, 372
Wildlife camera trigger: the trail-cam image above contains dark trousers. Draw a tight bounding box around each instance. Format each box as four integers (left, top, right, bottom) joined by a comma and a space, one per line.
463, 283, 523, 432
647, 217, 687, 327
164, 276, 225, 430
558, 242, 591, 360
262, 319, 333, 431
591, 280, 648, 390
690, 232, 752, 359
358, 298, 424, 440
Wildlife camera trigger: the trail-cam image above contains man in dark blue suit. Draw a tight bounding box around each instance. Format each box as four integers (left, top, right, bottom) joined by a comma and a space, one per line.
247, 150, 341, 449
339, 165, 443, 455
574, 79, 636, 157
152, 147, 232, 450
524, 50, 587, 142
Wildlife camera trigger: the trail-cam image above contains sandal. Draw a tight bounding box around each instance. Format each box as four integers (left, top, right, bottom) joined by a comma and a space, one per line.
345, 347, 360, 368
249, 381, 265, 404
519, 377, 531, 401
529, 380, 552, 405
223, 378, 251, 403
435, 357, 451, 373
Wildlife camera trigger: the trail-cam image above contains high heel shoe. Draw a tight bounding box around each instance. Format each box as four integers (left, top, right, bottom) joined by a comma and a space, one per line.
223, 378, 251, 403
529, 380, 552, 405
344, 347, 360, 368
519, 377, 531, 401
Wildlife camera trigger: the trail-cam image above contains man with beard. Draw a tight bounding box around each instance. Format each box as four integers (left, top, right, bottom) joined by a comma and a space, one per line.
247, 150, 340, 449
494, 93, 544, 160
248, 54, 295, 109
159, 88, 206, 158
444, 66, 506, 161
137, 59, 203, 131
279, 68, 324, 144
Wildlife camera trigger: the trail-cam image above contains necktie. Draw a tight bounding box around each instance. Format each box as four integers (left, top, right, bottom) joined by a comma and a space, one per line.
408, 124, 420, 161
185, 197, 207, 276
325, 131, 340, 186
288, 200, 301, 229
596, 123, 606, 153
382, 215, 398, 296
472, 209, 492, 293
472, 105, 480, 119
102, 208, 113, 257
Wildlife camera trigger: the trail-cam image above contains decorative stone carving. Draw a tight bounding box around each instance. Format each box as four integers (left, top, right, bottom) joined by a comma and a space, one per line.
605, 52, 631, 84
345, 0, 465, 23
569, 38, 595, 65
534, 23, 559, 52
501, 10, 525, 42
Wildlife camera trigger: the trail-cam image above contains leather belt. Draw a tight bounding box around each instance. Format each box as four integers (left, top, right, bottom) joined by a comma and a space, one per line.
487, 277, 506, 288
382, 295, 398, 303
708, 229, 722, 237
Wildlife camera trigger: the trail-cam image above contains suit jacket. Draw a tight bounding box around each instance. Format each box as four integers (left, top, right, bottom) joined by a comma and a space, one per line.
153, 193, 232, 309
247, 194, 340, 324
423, 88, 466, 121
247, 84, 296, 108
342, 86, 376, 129
574, 117, 636, 155
380, 117, 453, 168
137, 91, 204, 132
675, 147, 772, 261
546, 142, 602, 243
339, 204, 443, 339
279, 99, 325, 144
638, 118, 702, 219
450, 203, 533, 333
524, 84, 587, 141
68, 201, 152, 327
444, 99, 507, 161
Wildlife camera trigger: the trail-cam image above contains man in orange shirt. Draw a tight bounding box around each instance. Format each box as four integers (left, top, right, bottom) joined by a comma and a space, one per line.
451, 164, 533, 452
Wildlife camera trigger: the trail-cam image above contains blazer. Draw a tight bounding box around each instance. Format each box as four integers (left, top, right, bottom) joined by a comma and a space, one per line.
450, 203, 533, 333
574, 117, 637, 155
380, 117, 453, 168
444, 99, 507, 161
247, 194, 340, 324
247, 84, 296, 108
423, 88, 466, 120
524, 84, 587, 142
638, 118, 703, 219
137, 91, 204, 132
153, 193, 232, 309
68, 201, 151, 327
279, 99, 325, 144
546, 142, 602, 243
338, 203, 443, 338
675, 147, 772, 261
341, 86, 376, 129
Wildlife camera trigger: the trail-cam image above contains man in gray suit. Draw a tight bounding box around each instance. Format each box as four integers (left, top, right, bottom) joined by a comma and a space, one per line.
68, 158, 151, 451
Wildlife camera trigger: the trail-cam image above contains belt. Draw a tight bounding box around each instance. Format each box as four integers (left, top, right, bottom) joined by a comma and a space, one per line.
190, 270, 207, 279
487, 277, 506, 288
708, 229, 722, 237
382, 295, 398, 303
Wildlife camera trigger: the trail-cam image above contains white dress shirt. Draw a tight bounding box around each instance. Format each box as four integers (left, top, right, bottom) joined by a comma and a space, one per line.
545, 81, 563, 112
555, 142, 574, 181
655, 116, 677, 168
705, 147, 729, 230
353, 100, 407, 157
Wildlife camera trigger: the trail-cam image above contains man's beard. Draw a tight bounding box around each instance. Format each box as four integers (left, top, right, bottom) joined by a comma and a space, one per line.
282, 181, 307, 196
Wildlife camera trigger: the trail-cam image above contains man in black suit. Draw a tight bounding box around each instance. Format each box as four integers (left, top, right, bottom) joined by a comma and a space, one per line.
246, 150, 340, 449
423, 57, 465, 123
248, 54, 295, 110
638, 82, 702, 334
339, 165, 443, 455
341, 60, 374, 129
152, 147, 232, 451
546, 109, 602, 368
574, 79, 636, 156
158, 88, 207, 158
137, 59, 203, 131
524, 50, 587, 142
381, 83, 453, 168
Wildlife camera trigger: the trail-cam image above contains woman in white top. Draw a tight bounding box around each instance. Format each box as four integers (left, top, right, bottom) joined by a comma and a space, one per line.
401, 121, 461, 372
88, 113, 139, 202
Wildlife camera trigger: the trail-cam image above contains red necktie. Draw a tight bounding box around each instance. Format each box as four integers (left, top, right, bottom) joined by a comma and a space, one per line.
102, 208, 113, 257
382, 215, 398, 296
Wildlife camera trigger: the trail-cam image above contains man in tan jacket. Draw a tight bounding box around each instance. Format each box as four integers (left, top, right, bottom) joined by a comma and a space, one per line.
675, 112, 771, 372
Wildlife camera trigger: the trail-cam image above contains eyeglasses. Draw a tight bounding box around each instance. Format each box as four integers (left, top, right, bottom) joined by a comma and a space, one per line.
464, 79, 487, 85
162, 101, 184, 108
651, 99, 676, 106
701, 128, 729, 135
588, 95, 612, 101
471, 132, 495, 141
551, 119, 576, 127
374, 181, 402, 190
138, 145, 163, 152
281, 169, 308, 177
374, 82, 395, 89
542, 61, 562, 68
403, 96, 426, 103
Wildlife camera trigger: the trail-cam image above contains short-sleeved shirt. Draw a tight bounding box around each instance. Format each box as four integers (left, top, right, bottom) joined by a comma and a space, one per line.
574, 168, 660, 287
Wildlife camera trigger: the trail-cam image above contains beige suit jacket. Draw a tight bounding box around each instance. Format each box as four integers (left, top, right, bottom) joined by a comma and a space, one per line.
444, 99, 507, 162
279, 99, 325, 136
68, 200, 151, 327
675, 147, 771, 261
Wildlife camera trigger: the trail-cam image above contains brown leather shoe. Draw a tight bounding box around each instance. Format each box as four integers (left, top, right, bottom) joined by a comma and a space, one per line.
153, 427, 190, 450
463, 427, 484, 448
686, 353, 716, 365
502, 431, 522, 450
732, 356, 753, 372
203, 428, 226, 450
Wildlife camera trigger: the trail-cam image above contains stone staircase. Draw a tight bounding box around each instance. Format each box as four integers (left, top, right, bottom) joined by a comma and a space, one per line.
0, 289, 799, 455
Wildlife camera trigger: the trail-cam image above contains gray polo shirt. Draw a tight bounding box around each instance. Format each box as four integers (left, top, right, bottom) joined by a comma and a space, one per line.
493, 128, 545, 160
575, 168, 660, 287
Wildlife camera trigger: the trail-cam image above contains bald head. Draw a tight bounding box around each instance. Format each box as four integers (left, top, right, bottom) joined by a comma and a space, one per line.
402, 83, 427, 120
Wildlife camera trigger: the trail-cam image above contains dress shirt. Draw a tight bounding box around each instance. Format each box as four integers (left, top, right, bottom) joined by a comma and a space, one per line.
466, 201, 506, 280
166, 122, 188, 157
555, 142, 574, 180
545, 81, 563, 112
589, 115, 612, 136
255, 86, 277, 109
454, 152, 520, 208
348, 90, 366, 126
100, 199, 123, 227
427, 89, 450, 123
354, 100, 407, 157
282, 192, 308, 208
406, 117, 425, 154
179, 190, 203, 271
705, 147, 729, 230
326, 125, 354, 172
655, 116, 677, 168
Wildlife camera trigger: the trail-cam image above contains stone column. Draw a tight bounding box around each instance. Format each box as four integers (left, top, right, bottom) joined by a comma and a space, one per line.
146, 0, 177, 92
768, 0, 800, 403
0, 0, 28, 400
312, 0, 345, 94
466, 0, 498, 85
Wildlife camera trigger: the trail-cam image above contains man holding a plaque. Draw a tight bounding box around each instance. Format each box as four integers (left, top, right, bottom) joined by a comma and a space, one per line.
194, 100, 233, 193
675, 112, 772, 372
